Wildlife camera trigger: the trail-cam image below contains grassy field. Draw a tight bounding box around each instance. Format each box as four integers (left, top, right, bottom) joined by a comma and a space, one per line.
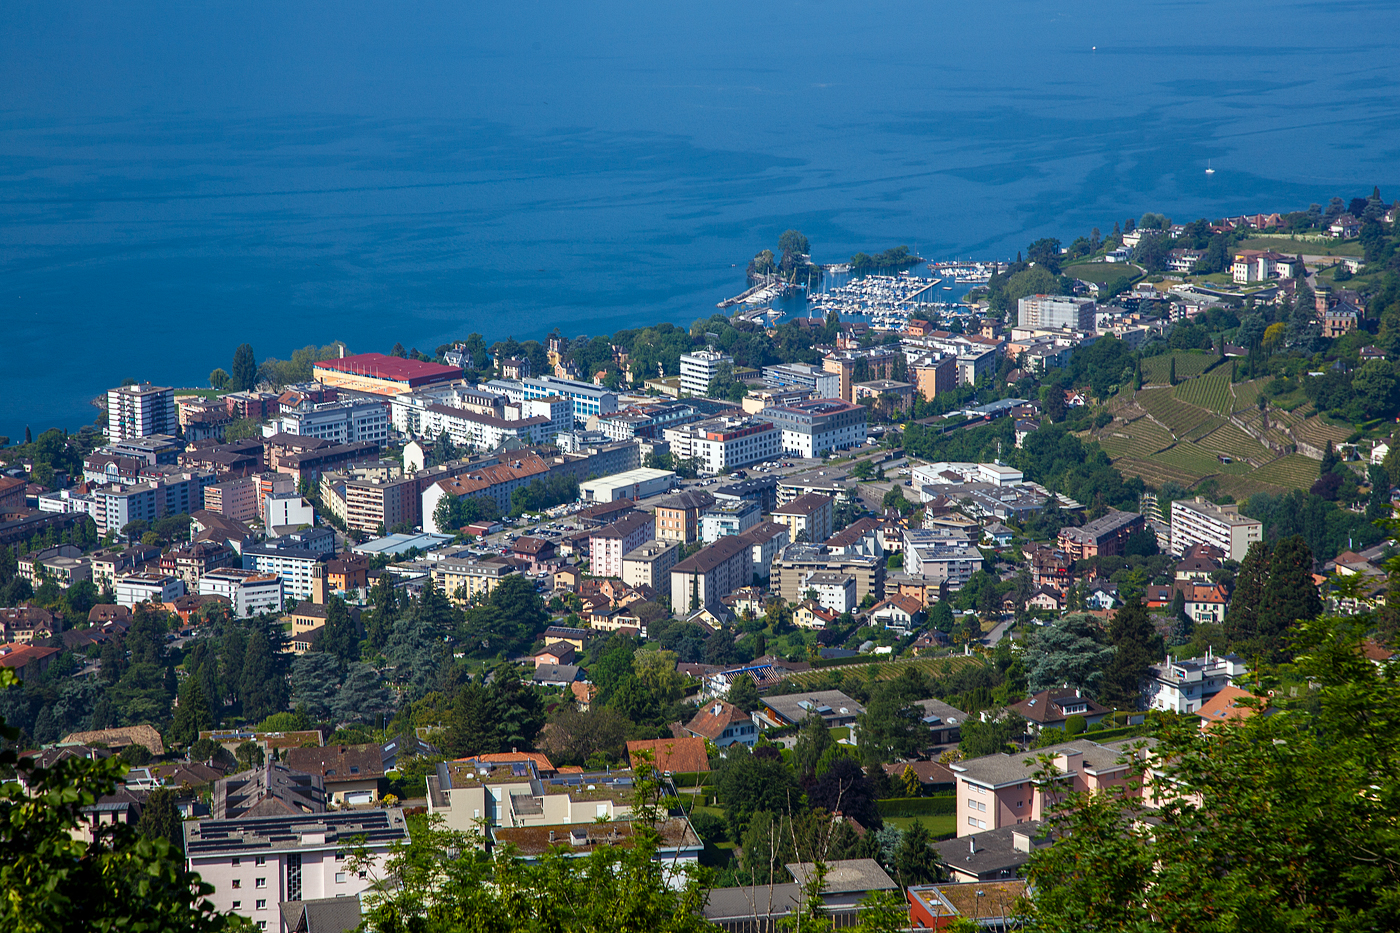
1238, 235, 1363, 257
781, 655, 982, 691
883, 814, 957, 837
1064, 262, 1143, 284
1140, 352, 1218, 384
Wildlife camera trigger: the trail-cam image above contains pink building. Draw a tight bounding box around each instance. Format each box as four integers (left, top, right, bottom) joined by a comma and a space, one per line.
184, 809, 408, 931
950, 738, 1150, 837
588, 512, 655, 579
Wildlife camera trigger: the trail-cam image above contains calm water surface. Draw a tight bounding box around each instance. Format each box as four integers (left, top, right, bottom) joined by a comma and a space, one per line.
1, 0, 1398, 435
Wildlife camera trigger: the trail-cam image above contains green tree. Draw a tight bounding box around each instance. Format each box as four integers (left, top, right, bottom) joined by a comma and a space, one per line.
1024, 615, 1114, 696
168, 674, 213, 747
792, 711, 834, 780
1255, 534, 1323, 663
230, 343, 257, 392
134, 787, 184, 855
208, 368, 232, 390
856, 671, 931, 765
1099, 596, 1161, 709
725, 672, 760, 713
715, 746, 802, 839
331, 663, 396, 726
958, 714, 1025, 757
1022, 615, 1400, 932
315, 596, 361, 666
893, 819, 946, 886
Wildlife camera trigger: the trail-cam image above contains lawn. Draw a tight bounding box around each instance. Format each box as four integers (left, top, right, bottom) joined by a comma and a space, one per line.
1238, 235, 1363, 258
883, 814, 957, 838
1063, 262, 1143, 284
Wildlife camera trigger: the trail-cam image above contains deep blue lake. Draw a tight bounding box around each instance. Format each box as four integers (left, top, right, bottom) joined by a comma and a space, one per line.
2, 0, 1398, 437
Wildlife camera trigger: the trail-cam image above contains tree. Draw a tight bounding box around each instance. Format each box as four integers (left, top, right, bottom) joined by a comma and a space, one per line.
168, 674, 213, 747
331, 663, 396, 725
315, 596, 361, 666
441, 682, 497, 758
230, 343, 257, 392
1024, 615, 1114, 695
134, 787, 184, 855
958, 714, 1025, 757
807, 757, 882, 829
537, 706, 631, 767
208, 368, 231, 390
1099, 596, 1160, 709
893, 820, 946, 886
1168, 357, 1177, 386
631, 647, 684, 706
726, 672, 760, 713
1225, 540, 1270, 651
1022, 615, 1400, 932
1255, 534, 1323, 663
290, 651, 342, 720
715, 747, 802, 839
234, 740, 264, 771
792, 711, 834, 780
857, 671, 931, 765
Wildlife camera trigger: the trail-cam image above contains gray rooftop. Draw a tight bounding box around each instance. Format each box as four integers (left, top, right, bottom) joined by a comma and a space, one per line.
950, 738, 1148, 789
786, 858, 896, 894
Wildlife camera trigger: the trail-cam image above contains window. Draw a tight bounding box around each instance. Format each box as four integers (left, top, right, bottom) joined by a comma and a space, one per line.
336, 872, 347, 884
256, 900, 266, 911
232, 902, 241, 910
257, 923, 266, 931
255, 879, 266, 889
254, 856, 266, 866
232, 880, 241, 890
231, 857, 241, 867
1016, 801, 1023, 808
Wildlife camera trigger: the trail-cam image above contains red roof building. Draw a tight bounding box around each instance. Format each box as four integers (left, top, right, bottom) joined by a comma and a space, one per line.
313, 353, 462, 395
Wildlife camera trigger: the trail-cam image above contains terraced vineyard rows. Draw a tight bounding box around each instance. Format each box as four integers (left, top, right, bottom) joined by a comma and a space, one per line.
1141, 352, 1217, 383
1155, 441, 1255, 476
1112, 457, 1210, 489
1251, 454, 1321, 488
1193, 421, 1274, 464
1097, 417, 1175, 460
1173, 371, 1234, 415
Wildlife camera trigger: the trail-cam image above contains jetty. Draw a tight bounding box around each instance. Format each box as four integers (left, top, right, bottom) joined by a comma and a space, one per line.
718, 275, 791, 309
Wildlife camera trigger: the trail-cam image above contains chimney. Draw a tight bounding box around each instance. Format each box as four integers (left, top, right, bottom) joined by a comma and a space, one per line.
970, 837, 976, 854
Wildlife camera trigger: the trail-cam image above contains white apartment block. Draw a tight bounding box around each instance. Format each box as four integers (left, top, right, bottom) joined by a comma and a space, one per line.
761, 399, 867, 459
1170, 497, 1263, 562
241, 546, 326, 603
662, 417, 780, 475
802, 570, 856, 613
265, 399, 390, 446
679, 349, 734, 397
1017, 295, 1096, 331
488, 376, 618, 425
200, 569, 284, 618
264, 493, 315, 530
106, 383, 177, 442
184, 810, 408, 932
115, 572, 185, 608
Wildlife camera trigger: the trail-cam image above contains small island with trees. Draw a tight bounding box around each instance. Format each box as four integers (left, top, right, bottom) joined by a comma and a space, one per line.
849, 245, 923, 275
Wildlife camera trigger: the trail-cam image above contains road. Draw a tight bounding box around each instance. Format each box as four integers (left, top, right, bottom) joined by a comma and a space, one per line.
984, 618, 1014, 647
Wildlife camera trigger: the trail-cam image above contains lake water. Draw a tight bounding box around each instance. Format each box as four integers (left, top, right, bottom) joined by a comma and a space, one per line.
2, 0, 1398, 436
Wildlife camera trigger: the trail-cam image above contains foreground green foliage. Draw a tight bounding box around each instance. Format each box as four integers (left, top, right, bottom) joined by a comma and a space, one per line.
1021, 615, 1400, 932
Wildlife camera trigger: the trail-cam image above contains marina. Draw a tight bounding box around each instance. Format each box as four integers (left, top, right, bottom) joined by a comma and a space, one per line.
929, 260, 1002, 283
805, 273, 943, 328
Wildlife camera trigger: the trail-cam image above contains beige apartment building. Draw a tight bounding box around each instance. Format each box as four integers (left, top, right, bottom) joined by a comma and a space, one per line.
1169, 496, 1263, 562
432, 556, 517, 604
772, 492, 835, 545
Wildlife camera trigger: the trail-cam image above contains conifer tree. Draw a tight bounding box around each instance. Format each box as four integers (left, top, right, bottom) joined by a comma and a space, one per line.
231, 343, 257, 392
168, 673, 213, 747
1225, 540, 1271, 649
1100, 595, 1161, 709
1257, 534, 1323, 663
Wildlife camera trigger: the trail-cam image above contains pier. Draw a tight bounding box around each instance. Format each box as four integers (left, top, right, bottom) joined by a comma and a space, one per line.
718, 275, 791, 309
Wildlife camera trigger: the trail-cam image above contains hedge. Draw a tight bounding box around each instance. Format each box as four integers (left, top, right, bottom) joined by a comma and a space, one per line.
877, 795, 956, 817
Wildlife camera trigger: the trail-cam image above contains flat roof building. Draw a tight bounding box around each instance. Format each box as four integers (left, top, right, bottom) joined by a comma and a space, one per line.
313, 352, 462, 395
1170, 496, 1263, 562
578, 467, 675, 503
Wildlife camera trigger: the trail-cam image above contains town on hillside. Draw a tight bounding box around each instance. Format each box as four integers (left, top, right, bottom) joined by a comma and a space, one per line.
3, 190, 1400, 931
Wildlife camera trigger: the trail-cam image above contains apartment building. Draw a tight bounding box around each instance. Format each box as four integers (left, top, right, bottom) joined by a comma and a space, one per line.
662, 417, 781, 475
203, 476, 260, 523
264, 399, 390, 447
621, 540, 679, 589
1057, 509, 1144, 560
822, 347, 901, 402
777, 473, 850, 507
421, 456, 552, 532
486, 375, 619, 424
700, 499, 761, 543
772, 492, 835, 545
679, 349, 734, 396
426, 759, 634, 839
588, 512, 656, 578
761, 362, 842, 399
595, 401, 700, 440
161, 541, 238, 589
670, 536, 753, 612
652, 490, 715, 544
1170, 496, 1263, 562
418, 401, 555, 452
772, 543, 883, 605
1016, 295, 1096, 331
762, 398, 867, 459
909, 354, 958, 401
737, 520, 790, 581
200, 569, 284, 618
903, 529, 982, 591
951, 738, 1151, 837
241, 544, 330, 603
106, 383, 177, 442
432, 556, 517, 604
115, 572, 185, 608
184, 809, 409, 931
